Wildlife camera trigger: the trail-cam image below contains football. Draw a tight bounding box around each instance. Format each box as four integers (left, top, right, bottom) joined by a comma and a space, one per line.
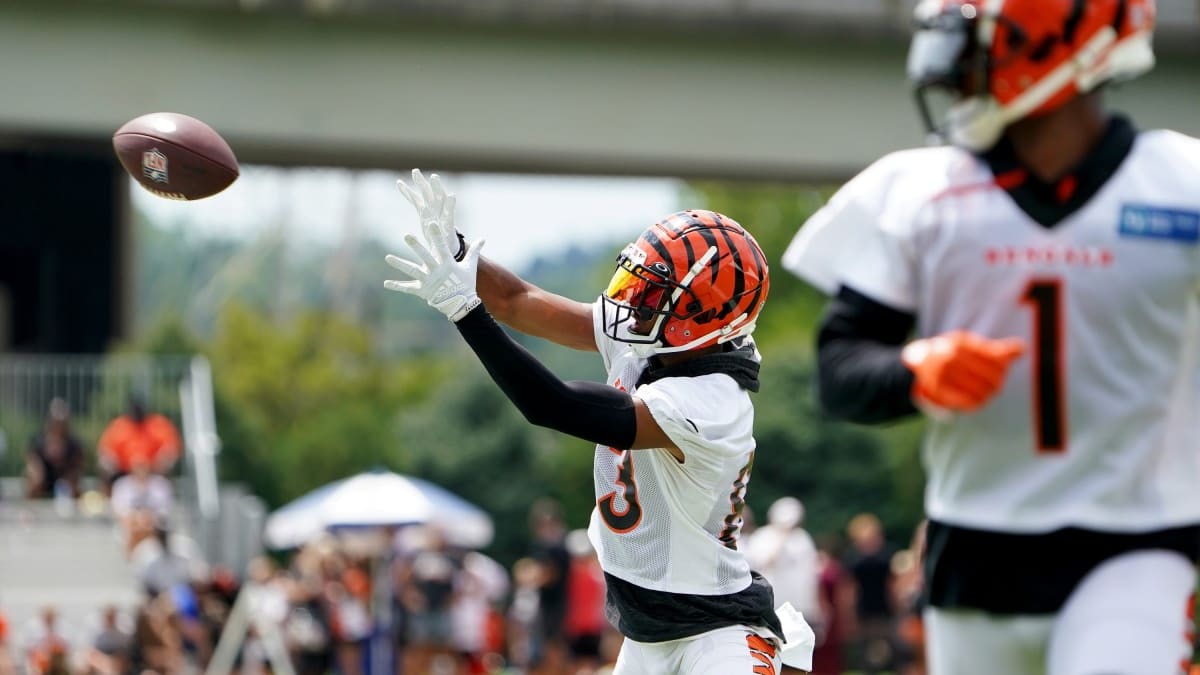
112, 112, 239, 201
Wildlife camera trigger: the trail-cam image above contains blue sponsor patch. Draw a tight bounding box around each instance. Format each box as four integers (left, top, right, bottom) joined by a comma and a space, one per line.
1118, 204, 1200, 244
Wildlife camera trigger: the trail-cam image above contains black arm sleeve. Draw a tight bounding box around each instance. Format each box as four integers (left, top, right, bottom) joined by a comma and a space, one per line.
815, 285, 920, 424
454, 305, 638, 449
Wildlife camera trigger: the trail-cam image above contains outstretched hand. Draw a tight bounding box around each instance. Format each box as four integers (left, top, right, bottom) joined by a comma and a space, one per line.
386, 171, 485, 322
395, 168, 463, 262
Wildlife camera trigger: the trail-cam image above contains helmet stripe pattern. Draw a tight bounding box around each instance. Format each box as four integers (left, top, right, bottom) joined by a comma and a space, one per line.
600, 209, 770, 355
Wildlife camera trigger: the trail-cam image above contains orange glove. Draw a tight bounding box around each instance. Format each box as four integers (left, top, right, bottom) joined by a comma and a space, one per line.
901, 330, 1025, 414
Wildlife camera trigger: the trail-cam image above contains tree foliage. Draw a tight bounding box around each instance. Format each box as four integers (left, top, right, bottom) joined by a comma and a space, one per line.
204, 304, 439, 507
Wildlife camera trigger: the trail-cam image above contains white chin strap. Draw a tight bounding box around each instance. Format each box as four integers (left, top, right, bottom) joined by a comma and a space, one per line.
946, 96, 1007, 152
630, 342, 659, 359
946, 25, 1123, 152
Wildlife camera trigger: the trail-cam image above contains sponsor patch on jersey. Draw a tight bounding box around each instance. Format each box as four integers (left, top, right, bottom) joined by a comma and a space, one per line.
1118, 204, 1199, 244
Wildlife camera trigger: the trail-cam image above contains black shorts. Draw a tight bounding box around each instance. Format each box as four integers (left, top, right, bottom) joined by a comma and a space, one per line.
923, 519, 1200, 615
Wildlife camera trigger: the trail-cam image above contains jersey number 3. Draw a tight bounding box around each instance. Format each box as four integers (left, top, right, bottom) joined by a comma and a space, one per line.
599, 449, 642, 533
1021, 279, 1067, 453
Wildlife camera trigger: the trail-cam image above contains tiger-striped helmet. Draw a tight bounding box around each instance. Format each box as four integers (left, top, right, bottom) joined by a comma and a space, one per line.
601, 209, 769, 357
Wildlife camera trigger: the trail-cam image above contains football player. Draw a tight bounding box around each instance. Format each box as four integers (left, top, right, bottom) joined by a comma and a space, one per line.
385, 170, 814, 674
783, 0, 1200, 673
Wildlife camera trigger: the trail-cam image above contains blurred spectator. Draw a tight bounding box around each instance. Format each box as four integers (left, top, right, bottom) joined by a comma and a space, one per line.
0, 607, 14, 675
172, 581, 213, 669
507, 557, 542, 672
399, 526, 459, 675
744, 496, 822, 672
452, 551, 510, 673
319, 580, 367, 675
123, 509, 161, 558
24, 397, 84, 500
891, 521, 927, 675
563, 529, 606, 675
844, 512, 897, 675
528, 498, 569, 675
282, 547, 333, 675
241, 557, 293, 675
111, 456, 174, 541
131, 522, 208, 596
131, 592, 184, 675
23, 606, 71, 675
97, 396, 181, 492
810, 537, 853, 675
82, 606, 132, 675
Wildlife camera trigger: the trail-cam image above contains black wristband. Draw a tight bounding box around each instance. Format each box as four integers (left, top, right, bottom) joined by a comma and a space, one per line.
454, 232, 467, 262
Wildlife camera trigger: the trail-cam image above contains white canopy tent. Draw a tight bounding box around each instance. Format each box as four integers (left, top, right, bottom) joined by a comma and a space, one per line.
263, 469, 494, 550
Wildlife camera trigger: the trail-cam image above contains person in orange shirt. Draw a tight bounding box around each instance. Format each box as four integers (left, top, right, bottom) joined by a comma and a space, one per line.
97, 397, 181, 492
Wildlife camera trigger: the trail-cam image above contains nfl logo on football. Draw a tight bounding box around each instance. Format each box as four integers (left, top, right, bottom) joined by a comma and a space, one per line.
142, 148, 169, 184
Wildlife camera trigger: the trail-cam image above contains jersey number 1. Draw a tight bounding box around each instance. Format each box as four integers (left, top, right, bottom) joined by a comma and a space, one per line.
1021, 279, 1067, 453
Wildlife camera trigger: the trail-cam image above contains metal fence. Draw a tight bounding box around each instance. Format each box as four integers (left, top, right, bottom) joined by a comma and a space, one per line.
0, 354, 194, 476
0, 353, 260, 572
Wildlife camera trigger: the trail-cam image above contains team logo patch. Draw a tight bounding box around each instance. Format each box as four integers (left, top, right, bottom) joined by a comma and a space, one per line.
142, 148, 169, 184
1118, 204, 1199, 244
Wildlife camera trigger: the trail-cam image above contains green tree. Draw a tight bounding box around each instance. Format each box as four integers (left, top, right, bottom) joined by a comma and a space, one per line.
205, 304, 438, 507
395, 361, 596, 566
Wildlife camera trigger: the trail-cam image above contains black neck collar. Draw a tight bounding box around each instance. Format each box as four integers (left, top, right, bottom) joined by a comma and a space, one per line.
637, 341, 761, 393
982, 115, 1137, 228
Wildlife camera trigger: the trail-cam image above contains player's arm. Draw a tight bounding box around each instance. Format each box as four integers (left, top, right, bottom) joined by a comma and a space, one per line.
474, 256, 596, 352
818, 285, 1024, 423
454, 304, 677, 455
816, 285, 920, 424
386, 230, 677, 455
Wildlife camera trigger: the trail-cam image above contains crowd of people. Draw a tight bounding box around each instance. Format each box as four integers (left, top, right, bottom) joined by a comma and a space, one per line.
8, 449, 932, 675
12, 393, 927, 675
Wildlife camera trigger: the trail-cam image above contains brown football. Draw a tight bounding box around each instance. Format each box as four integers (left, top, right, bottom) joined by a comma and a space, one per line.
112, 112, 239, 201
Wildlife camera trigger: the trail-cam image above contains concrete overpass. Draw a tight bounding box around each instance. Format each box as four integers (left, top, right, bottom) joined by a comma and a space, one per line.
1, 0, 1197, 181
0, 0, 1197, 352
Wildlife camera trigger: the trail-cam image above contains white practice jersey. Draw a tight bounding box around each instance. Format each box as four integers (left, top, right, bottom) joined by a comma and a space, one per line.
586, 301, 757, 595
783, 129, 1200, 533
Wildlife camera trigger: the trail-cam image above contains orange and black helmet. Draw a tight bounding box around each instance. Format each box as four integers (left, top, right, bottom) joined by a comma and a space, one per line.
908, 0, 1155, 150
601, 209, 769, 356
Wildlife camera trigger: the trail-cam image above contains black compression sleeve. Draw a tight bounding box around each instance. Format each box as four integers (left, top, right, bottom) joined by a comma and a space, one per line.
454, 305, 638, 449
815, 285, 920, 424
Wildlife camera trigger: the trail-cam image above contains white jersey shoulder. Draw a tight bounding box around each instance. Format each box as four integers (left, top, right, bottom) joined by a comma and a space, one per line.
1136, 128, 1200, 188
587, 301, 757, 595
782, 145, 988, 310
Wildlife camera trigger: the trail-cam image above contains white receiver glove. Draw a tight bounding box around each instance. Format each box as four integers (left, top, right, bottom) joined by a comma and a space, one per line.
385, 232, 484, 322
395, 168, 464, 261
